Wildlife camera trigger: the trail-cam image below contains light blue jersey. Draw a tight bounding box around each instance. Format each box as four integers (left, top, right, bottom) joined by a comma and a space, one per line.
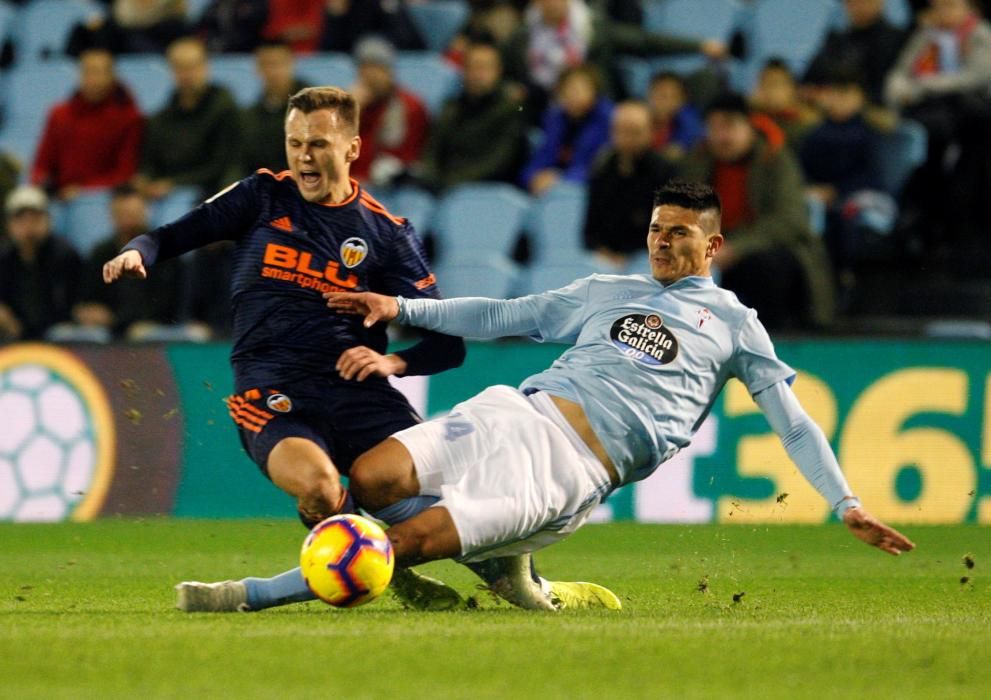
399, 273, 796, 486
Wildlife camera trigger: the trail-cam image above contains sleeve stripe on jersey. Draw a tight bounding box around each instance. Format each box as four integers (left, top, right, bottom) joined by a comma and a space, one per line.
359, 191, 406, 226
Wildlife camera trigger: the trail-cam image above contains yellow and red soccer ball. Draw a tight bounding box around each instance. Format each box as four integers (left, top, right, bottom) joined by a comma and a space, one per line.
300, 514, 394, 607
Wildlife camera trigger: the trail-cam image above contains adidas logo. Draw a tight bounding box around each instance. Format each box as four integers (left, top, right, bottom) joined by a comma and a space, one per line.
270, 216, 293, 232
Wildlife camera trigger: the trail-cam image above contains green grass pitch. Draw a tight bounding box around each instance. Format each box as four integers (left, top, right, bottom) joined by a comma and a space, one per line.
1, 520, 988, 699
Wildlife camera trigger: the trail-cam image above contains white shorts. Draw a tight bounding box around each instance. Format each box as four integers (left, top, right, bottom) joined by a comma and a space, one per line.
391, 385, 613, 563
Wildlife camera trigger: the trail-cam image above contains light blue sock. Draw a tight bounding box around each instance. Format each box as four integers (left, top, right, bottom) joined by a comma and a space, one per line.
373, 495, 439, 525
243, 567, 315, 610
240, 496, 439, 611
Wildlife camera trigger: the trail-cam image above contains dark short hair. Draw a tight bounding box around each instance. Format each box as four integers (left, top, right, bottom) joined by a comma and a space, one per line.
704, 92, 750, 119
286, 86, 360, 133
821, 60, 867, 89
653, 181, 721, 215
760, 56, 792, 74
111, 183, 141, 200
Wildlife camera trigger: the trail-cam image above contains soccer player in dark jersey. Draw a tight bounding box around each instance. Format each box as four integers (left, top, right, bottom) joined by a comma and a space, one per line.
104, 86, 601, 612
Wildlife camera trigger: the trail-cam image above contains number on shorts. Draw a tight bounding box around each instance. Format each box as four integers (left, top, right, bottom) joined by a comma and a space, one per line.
443, 412, 475, 442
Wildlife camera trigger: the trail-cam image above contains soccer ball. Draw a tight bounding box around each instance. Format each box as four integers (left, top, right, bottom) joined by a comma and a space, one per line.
300, 514, 395, 607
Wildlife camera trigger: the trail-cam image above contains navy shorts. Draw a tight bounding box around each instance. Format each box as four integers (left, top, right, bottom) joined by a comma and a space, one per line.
226, 378, 421, 477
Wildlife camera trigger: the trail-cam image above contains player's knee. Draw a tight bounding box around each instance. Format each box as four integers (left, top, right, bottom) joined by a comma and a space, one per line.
350, 456, 401, 511
297, 473, 344, 519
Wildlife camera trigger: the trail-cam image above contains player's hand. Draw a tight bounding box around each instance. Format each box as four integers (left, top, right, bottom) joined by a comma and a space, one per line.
103, 250, 146, 283
324, 291, 399, 328
336, 346, 407, 381
842, 506, 915, 556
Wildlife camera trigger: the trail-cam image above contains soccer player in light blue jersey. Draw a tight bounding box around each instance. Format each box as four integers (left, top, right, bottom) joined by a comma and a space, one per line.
325, 181, 914, 570
197, 182, 913, 613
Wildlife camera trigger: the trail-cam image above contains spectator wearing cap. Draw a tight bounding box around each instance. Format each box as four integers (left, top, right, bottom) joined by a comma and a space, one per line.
31, 48, 144, 201
135, 36, 242, 199
72, 185, 185, 340
679, 94, 834, 329
0, 187, 81, 341
350, 37, 430, 188
241, 42, 309, 174
418, 39, 528, 191
521, 64, 613, 196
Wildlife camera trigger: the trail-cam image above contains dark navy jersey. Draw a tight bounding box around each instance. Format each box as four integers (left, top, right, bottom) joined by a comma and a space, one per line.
124, 169, 464, 388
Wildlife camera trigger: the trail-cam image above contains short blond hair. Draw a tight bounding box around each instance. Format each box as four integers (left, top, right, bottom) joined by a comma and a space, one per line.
286, 86, 360, 134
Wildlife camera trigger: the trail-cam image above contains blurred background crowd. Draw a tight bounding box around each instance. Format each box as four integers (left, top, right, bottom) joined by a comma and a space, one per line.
0, 0, 989, 345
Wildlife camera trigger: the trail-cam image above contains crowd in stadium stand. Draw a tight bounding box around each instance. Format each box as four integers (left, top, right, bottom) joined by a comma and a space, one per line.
1, 0, 990, 345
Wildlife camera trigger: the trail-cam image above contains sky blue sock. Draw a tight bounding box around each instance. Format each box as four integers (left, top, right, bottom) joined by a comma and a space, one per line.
373, 495, 439, 525
240, 497, 439, 610
243, 567, 315, 610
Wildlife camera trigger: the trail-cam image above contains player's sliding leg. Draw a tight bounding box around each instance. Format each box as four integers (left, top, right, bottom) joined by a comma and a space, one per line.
178, 436, 352, 613
352, 435, 619, 611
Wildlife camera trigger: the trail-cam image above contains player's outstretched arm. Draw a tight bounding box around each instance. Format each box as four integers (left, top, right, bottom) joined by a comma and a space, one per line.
324, 291, 399, 328
103, 250, 147, 283
754, 382, 916, 556
842, 506, 915, 556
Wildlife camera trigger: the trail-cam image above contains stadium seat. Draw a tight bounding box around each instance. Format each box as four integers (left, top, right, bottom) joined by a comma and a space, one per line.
624, 253, 653, 276
644, 0, 742, 42
3, 59, 77, 122
44, 324, 111, 343
881, 0, 912, 28
15, 0, 103, 62
209, 54, 259, 107
0, 2, 16, 51
372, 186, 436, 234
0, 123, 43, 176
64, 189, 113, 256
831, 0, 912, 30
151, 186, 201, 228
395, 52, 460, 114
738, 0, 835, 91
185, 0, 212, 23
642, 0, 743, 77
116, 54, 172, 114
806, 193, 826, 237
295, 53, 355, 89
617, 56, 652, 99
432, 183, 531, 263
872, 119, 927, 197
524, 260, 602, 296
527, 182, 590, 264
408, 1, 469, 52
434, 254, 522, 300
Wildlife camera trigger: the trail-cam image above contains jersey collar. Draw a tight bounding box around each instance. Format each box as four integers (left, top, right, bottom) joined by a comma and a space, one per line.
653, 275, 716, 290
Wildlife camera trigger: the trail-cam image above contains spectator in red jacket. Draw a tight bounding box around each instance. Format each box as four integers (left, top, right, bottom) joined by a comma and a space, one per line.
31, 48, 143, 201
262, 0, 325, 54
351, 37, 429, 187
